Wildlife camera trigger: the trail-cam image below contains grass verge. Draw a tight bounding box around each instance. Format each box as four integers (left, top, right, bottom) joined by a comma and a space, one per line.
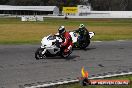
0, 18, 132, 44
56, 75, 132, 88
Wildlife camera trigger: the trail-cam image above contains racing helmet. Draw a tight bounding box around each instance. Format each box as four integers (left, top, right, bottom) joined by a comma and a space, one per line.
79, 24, 85, 28
58, 26, 66, 34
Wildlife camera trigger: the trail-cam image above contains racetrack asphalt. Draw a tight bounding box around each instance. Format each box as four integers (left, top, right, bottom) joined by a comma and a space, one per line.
0, 41, 132, 88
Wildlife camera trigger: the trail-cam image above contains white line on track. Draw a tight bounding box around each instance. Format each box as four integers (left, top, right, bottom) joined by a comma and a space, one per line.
116, 40, 125, 42
92, 41, 102, 42
25, 72, 132, 88
92, 40, 127, 43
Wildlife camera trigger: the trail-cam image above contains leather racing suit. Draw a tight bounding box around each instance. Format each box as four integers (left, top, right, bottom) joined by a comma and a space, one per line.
61, 32, 73, 53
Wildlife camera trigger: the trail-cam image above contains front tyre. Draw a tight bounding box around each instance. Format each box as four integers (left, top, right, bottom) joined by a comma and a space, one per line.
35, 48, 45, 60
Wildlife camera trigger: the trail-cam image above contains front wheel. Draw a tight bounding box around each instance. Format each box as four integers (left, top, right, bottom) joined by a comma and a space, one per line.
35, 48, 46, 60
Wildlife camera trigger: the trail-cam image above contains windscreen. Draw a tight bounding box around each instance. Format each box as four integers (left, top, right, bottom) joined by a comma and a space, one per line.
47, 35, 56, 40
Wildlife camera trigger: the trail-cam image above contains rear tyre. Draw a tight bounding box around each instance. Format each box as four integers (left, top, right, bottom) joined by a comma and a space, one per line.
35, 48, 45, 60
79, 39, 90, 49
61, 48, 72, 58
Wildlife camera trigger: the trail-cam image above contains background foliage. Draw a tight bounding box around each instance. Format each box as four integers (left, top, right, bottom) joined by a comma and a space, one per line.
0, 0, 132, 11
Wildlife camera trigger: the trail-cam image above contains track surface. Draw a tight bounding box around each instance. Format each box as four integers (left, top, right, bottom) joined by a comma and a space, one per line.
0, 41, 132, 88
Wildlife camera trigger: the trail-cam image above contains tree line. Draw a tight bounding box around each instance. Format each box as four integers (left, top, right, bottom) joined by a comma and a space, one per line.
0, 0, 132, 11
89, 0, 132, 11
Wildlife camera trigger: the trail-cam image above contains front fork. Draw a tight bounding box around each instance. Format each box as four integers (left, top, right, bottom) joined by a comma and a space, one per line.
41, 46, 46, 55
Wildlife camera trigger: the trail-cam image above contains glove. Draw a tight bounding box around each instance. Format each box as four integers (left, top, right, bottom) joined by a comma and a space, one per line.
58, 44, 61, 48
60, 43, 63, 48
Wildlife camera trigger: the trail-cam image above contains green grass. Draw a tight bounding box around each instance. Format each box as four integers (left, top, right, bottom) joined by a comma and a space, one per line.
0, 17, 132, 44
1, 17, 132, 26
55, 75, 132, 88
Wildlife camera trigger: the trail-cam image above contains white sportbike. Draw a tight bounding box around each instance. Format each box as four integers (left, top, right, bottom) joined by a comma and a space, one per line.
35, 34, 72, 60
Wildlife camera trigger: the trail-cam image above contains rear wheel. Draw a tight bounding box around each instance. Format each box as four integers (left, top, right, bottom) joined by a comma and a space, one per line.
61, 48, 72, 58
35, 48, 46, 60
79, 39, 90, 49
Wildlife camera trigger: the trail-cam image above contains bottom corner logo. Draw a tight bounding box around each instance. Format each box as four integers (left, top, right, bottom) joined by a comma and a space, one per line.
79, 66, 130, 86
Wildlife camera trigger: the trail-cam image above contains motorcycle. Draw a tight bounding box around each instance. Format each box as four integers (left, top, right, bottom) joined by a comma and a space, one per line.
69, 31, 95, 49
35, 34, 72, 60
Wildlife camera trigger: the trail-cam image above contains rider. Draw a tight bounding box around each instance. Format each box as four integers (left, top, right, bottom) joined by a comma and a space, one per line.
58, 26, 73, 53
75, 24, 90, 41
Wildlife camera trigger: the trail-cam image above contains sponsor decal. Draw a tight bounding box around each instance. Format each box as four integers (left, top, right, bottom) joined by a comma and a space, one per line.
63, 7, 78, 14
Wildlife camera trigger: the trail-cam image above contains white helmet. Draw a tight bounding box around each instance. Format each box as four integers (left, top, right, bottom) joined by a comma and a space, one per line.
58, 26, 66, 34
